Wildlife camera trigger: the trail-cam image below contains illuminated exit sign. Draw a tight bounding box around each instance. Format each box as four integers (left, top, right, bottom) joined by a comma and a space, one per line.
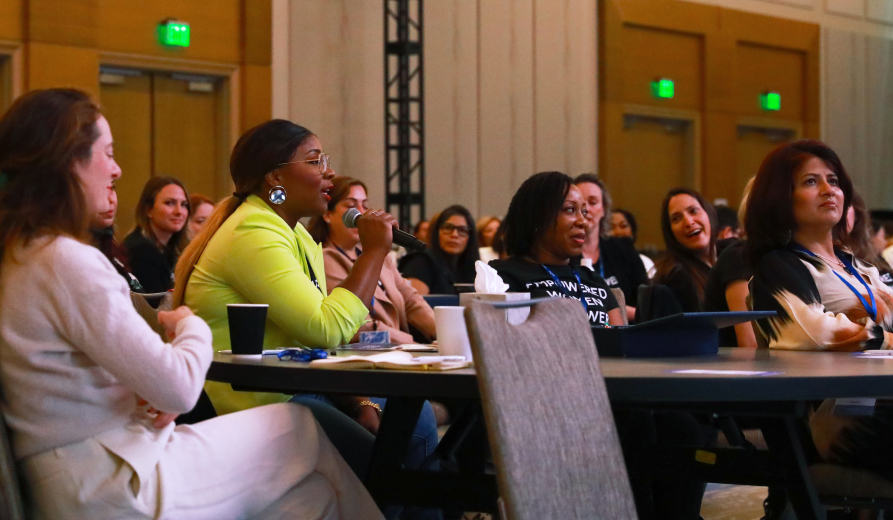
651, 78, 674, 99
158, 20, 190, 48
760, 91, 781, 111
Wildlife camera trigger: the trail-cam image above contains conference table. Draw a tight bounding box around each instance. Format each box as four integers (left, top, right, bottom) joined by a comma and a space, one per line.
206, 347, 893, 519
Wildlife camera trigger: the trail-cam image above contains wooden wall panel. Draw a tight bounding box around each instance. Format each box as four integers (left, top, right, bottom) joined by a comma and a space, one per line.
601, 0, 820, 219
28, 0, 96, 47
733, 43, 806, 119
97, 0, 241, 63
153, 74, 223, 199
0, 0, 23, 41
241, 63, 270, 131
243, 0, 272, 66
100, 74, 152, 238
26, 42, 98, 94
619, 26, 705, 110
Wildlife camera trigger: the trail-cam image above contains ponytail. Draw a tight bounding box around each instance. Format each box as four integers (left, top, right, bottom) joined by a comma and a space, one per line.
173, 195, 243, 306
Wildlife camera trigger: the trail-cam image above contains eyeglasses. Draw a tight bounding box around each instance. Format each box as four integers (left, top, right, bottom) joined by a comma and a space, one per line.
278, 153, 333, 173
440, 223, 470, 237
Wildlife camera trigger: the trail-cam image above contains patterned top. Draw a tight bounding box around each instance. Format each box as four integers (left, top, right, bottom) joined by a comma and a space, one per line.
751, 248, 893, 351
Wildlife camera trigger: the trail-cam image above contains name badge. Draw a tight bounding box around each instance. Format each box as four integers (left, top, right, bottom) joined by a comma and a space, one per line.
832, 398, 876, 417
360, 330, 390, 344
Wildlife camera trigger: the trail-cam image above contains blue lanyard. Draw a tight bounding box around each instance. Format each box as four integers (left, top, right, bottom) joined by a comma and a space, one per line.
792, 243, 877, 322
540, 264, 588, 315
594, 245, 605, 279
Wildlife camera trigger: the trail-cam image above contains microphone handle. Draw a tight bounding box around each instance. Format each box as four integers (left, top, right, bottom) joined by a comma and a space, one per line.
392, 228, 427, 252
346, 209, 426, 252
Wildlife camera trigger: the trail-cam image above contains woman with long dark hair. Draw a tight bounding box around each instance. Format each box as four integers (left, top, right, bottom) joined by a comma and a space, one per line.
654, 187, 718, 312
0, 89, 380, 519
123, 176, 190, 292
747, 139, 893, 479
399, 204, 480, 295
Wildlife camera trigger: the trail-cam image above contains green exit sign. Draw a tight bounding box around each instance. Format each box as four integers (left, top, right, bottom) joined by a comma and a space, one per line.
760, 91, 781, 111
651, 78, 674, 99
158, 20, 190, 47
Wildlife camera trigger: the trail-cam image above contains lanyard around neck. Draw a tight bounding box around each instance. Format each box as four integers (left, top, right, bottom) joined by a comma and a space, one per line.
791, 243, 877, 322
332, 244, 384, 314
594, 244, 605, 279
540, 263, 588, 315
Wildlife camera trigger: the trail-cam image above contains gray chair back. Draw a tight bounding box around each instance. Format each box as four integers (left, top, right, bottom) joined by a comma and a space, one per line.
464, 298, 637, 520
610, 288, 628, 326
131, 292, 166, 337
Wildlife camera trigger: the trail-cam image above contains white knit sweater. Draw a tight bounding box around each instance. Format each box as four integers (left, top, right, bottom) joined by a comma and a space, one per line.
0, 236, 212, 459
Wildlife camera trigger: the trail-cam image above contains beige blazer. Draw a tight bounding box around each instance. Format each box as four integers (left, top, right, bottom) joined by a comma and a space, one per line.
322, 244, 436, 343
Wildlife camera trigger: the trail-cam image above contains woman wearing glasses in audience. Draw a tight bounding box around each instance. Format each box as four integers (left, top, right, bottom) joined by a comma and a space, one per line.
573, 174, 649, 320
487, 171, 623, 327
654, 187, 719, 312
175, 121, 440, 494
399, 205, 480, 295
747, 139, 893, 480
0, 89, 381, 519
124, 176, 190, 293
308, 176, 436, 345
486, 172, 707, 519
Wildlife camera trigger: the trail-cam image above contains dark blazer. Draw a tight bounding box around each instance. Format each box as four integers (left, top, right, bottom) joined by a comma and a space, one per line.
123, 230, 175, 294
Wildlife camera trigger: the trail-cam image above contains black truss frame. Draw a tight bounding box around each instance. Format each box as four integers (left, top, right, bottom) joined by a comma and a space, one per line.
384, 0, 424, 231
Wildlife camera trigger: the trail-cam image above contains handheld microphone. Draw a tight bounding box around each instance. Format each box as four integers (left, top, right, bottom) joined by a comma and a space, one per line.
342, 208, 427, 252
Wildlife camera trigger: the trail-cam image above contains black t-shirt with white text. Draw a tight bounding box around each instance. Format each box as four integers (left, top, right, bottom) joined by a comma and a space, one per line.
489, 256, 619, 326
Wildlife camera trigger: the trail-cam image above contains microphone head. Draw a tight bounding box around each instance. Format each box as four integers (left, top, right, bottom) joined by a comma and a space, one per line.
342, 208, 361, 228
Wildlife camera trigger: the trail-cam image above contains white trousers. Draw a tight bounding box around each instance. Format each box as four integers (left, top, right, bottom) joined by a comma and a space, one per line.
22, 403, 384, 520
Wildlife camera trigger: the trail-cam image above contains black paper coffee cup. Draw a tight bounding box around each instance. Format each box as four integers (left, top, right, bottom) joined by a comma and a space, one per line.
227, 304, 268, 356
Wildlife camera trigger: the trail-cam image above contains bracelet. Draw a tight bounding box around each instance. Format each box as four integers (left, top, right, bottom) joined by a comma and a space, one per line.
354, 400, 382, 417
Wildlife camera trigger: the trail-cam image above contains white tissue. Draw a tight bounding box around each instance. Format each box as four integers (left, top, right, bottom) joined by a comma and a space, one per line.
474, 260, 509, 293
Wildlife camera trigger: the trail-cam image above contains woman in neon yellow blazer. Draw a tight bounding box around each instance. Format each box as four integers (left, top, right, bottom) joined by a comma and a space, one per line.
173, 120, 396, 420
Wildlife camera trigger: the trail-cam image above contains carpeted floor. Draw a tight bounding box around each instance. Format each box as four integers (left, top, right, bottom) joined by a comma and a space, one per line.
700, 484, 768, 520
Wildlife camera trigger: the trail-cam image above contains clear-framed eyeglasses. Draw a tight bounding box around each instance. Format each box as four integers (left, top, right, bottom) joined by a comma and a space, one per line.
278, 153, 332, 173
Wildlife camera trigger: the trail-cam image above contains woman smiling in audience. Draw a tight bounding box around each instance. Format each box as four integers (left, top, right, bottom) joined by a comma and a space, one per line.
0, 89, 380, 520
654, 187, 718, 312
747, 139, 893, 479
488, 171, 623, 327
124, 176, 190, 293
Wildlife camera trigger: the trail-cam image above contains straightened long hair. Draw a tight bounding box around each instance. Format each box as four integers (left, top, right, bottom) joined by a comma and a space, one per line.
133, 176, 191, 264
744, 139, 853, 269
654, 187, 718, 302
0, 89, 100, 262
429, 205, 479, 278
173, 119, 314, 305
